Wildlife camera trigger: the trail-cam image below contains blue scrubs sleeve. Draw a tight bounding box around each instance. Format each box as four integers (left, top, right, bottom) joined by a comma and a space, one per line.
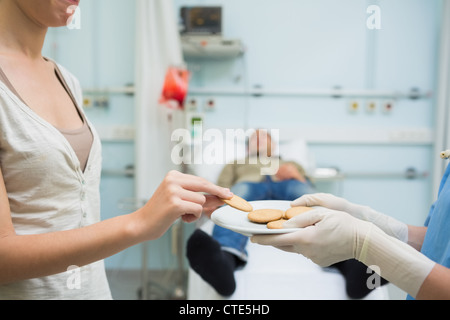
407, 162, 450, 299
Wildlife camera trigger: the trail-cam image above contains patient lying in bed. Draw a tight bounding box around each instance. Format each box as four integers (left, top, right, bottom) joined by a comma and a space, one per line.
186, 130, 388, 298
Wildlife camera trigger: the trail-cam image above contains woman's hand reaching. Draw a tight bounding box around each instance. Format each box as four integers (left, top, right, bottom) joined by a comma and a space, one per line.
130, 170, 232, 241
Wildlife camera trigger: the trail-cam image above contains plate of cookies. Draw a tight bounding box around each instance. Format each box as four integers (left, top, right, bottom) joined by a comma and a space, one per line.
213, 196, 314, 236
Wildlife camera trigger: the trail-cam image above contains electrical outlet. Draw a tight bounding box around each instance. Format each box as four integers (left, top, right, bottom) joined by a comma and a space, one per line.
366, 101, 376, 113
186, 99, 198, 112
204, 98, 216, 112
83, 96, 93, 108
348, 100, 360, 113
94, 96, 109, 108
382, 100, 394, 113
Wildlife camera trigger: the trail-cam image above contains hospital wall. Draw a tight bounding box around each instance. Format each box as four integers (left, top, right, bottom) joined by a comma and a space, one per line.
42, 0, 441, 274
177, 0, 440, 226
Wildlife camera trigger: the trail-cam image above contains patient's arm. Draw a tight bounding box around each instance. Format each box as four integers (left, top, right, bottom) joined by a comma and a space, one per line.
276, 163, 306, 182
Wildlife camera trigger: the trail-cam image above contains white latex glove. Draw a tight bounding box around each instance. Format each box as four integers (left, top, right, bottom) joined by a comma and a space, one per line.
292, 193, 408, 242
252, 208, 372, 267
251, 208, 435, 298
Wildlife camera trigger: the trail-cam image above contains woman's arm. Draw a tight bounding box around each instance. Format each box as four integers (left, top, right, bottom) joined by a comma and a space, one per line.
0, 169, 231, 285
0, 208, 137, 284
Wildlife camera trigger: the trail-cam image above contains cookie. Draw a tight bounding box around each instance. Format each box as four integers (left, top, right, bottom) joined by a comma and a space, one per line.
221, 195, 253, 212
248, 209, 284, 224
267, 219, 288, 229
284, 206, 313, 219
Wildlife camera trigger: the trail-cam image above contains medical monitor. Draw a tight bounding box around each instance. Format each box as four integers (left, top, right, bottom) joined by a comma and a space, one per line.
180, 6, 222, 35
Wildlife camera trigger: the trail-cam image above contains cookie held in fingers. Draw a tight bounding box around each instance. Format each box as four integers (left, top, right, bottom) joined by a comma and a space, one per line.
248, 209, 284, 224
221, 195, 253, 212
267, 219, 288, 229
284, 206, 313, 219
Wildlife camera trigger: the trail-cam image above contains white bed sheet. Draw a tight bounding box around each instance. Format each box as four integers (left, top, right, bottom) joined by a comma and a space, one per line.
187, 220, 388, 300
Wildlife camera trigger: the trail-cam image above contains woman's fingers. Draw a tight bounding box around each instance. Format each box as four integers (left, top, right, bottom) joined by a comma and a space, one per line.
169, 170, 233, 199
181, 214, 198, 223
176, 187, 227, 222
159, 170, 234, 224
178, 188, 207, 206
178, 199, 203, 218
175, 180, 228, 212
203, 194, 225, 209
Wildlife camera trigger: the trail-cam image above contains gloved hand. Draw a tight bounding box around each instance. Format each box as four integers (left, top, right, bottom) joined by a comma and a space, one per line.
251, 208, 435, 298
252, 208, 372, 267
292, 193, 408, 242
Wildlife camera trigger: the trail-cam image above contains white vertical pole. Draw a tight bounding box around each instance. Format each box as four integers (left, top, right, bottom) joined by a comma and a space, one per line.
135, 0, 184, 299
433, 0, 450, 199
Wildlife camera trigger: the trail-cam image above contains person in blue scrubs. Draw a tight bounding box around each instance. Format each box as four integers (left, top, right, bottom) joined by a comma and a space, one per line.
405, 160, 450, 299
252, 156, 450, 299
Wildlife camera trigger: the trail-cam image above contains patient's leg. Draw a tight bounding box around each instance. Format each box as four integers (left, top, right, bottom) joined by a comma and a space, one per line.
186, 181, 268, 296
230, 181, 270, 201
187, 229, 239, 296
332, 259, 389, 299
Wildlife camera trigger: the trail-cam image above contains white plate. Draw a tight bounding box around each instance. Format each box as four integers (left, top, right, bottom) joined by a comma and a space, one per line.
211, 200, 301, 236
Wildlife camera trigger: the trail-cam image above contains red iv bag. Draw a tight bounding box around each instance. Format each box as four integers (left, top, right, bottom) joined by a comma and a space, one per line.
160, 66, 190, 109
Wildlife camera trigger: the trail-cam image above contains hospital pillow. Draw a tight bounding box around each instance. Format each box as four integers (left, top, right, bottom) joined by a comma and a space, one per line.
188, 134, 314, 184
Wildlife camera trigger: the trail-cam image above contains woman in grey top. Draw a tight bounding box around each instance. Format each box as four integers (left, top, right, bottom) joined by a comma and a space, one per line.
0, 0, 232, 299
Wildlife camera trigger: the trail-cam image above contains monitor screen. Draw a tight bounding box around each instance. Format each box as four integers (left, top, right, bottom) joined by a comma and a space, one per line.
180, 6, 222, 35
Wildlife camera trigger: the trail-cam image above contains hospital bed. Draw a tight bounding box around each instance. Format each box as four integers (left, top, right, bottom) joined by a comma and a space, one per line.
186, 133, 389, 300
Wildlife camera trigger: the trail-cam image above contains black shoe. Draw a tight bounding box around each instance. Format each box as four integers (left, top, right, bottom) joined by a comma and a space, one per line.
186, 229, 237, 296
